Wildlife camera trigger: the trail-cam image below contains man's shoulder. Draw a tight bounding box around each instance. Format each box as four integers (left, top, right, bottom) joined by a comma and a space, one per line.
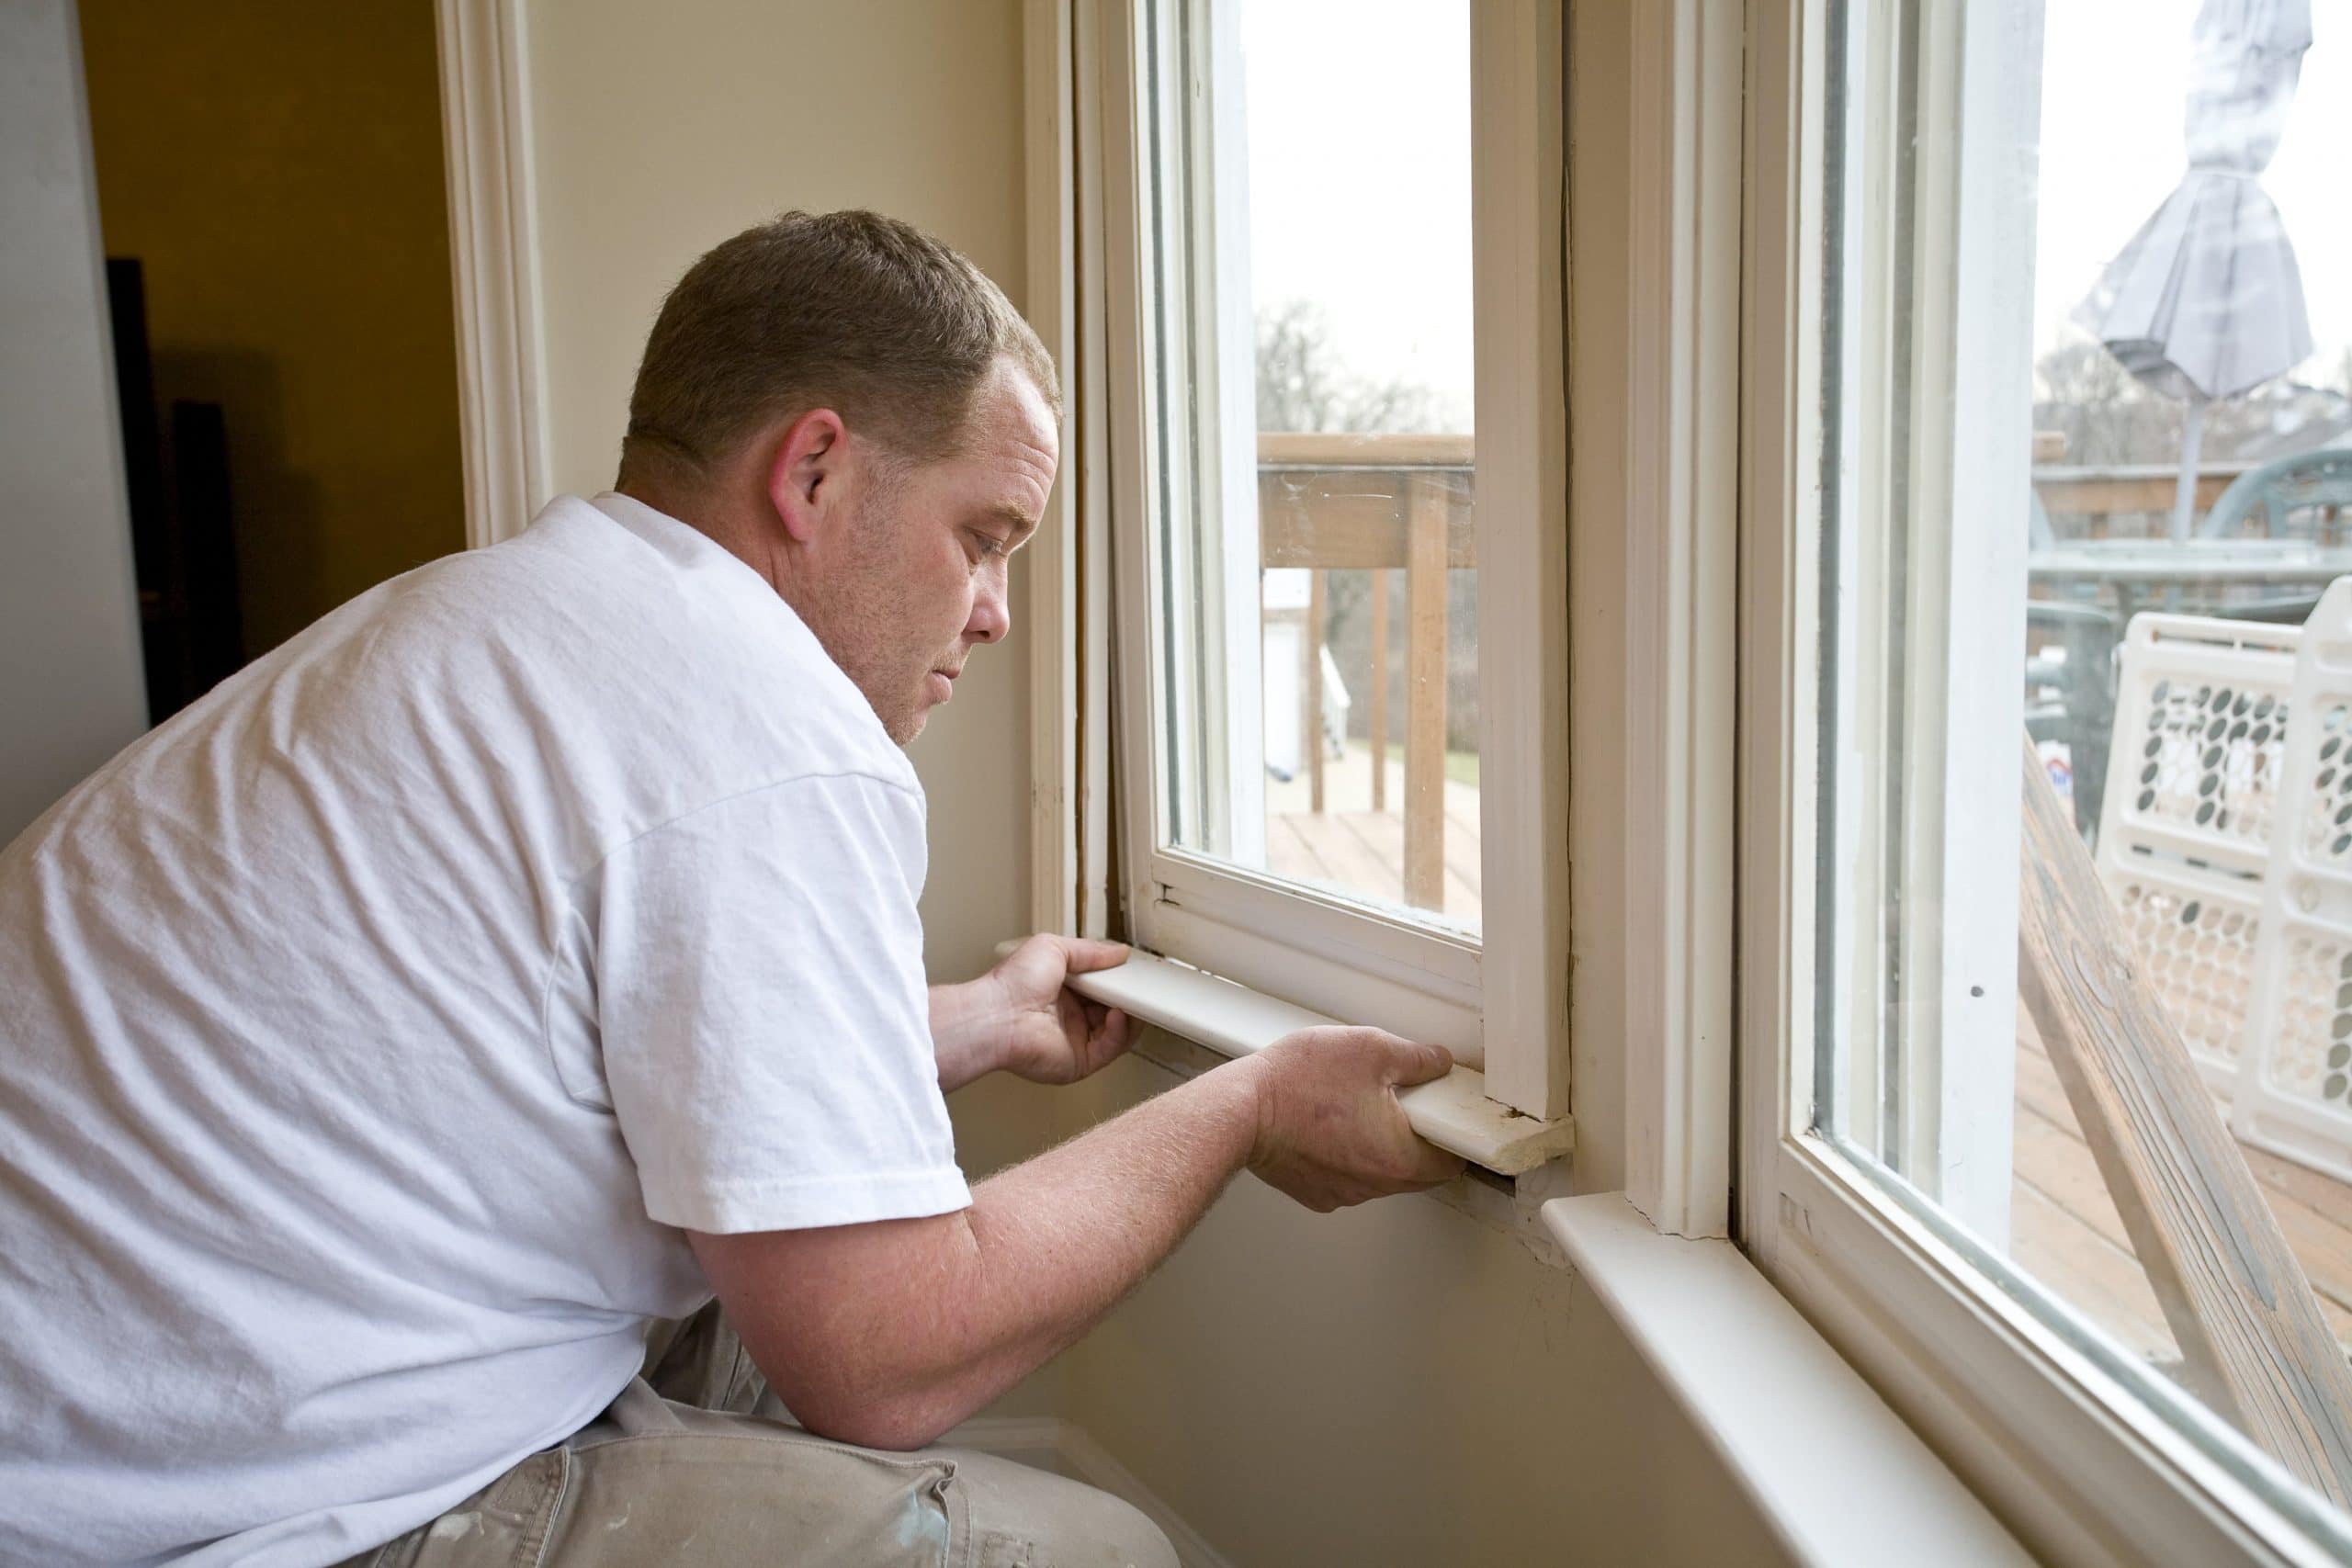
460, 494, 918, 810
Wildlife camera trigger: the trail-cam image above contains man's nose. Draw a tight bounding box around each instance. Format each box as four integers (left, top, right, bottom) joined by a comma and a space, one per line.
967, 572, 1011, 644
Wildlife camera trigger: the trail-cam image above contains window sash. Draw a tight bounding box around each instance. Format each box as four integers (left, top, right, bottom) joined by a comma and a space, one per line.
1738, 0, 2352, 1559
1094, 0, 1568, 1114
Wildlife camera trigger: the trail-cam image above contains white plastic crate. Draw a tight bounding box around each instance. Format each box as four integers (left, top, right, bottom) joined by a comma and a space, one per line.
2094, 610, 2301, 1098
2239, 580, 2352, 1183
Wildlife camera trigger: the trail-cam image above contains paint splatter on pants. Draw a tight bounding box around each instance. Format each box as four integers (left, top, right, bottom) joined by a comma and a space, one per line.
338, 1303, 1178, 1567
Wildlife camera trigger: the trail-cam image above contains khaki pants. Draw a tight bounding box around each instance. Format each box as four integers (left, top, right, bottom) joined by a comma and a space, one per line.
342, 1305, 1177, 1568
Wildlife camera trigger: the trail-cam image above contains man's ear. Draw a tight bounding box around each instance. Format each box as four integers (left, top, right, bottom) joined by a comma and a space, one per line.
764, 407, 848, 546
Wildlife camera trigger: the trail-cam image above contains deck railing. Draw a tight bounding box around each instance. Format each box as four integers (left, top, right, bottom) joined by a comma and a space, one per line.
1258, 432, 1474, 910
2033, 459, 2257, 538
1252, 436, 2260, 912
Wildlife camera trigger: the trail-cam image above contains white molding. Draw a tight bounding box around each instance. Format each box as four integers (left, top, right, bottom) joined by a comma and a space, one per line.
1544, 1193, 2030, 1566
1024, 0, 1082, 936
1617, 0, 1741, 1239
1072, 0, 1115, 942
435, 0, 550, 549
943, 1416, 1238, 1568
1469, 0, 1572, 1122
993, 942, 1572, 1175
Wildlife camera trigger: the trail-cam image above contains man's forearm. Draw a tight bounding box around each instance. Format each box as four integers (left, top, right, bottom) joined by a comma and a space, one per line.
702, 1056, 1264, 1448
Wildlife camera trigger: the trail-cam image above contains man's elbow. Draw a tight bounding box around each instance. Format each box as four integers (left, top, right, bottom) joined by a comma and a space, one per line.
787, 1382, 958, 1452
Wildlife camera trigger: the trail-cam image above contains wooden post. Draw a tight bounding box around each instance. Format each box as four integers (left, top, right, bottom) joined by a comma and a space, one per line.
2017, 737, 2352, 1505
1305, 569, 1326, 815
1369, 568, 1390, 813
1404, 474, 1448, 909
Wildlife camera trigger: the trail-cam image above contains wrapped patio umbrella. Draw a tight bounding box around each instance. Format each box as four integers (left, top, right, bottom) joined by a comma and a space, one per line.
2073, 0, 2314, 541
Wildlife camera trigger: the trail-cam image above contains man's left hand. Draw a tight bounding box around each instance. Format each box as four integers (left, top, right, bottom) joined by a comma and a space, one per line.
931, 935, 1136, 1091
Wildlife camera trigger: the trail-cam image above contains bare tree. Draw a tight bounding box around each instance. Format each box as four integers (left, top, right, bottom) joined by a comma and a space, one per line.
2035, 336, 2161, 467
1255, 300, 1449, 434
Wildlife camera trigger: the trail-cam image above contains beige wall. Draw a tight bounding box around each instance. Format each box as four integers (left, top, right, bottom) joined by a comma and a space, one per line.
78, 0, 465, 658
518, 3, 1791, 1561
1058, 1059, 1793, 1567
521, 0, 1057, 1414
523, 0, 1035, 968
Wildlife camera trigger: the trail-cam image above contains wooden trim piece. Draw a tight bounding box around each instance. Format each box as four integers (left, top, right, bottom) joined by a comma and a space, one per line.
434, 0, 549, 548
1618, 0, 1739, 1236
1024, 0, 1081, 936
1072, 0, 1114, 940
1468, 0, 1572, 1120
2018, 737, 2352, 1506
1001, 943, 1571, 1175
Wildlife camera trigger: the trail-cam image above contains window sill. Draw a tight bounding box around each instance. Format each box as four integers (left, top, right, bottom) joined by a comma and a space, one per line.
1036, 945, 1573, 1176
1543, 1192, 2030, 1566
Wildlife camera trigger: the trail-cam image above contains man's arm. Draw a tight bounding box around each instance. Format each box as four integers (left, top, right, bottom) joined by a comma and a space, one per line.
689, 1027, 1460, 1450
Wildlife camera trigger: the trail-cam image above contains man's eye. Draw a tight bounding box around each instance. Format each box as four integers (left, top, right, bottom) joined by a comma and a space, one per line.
972, 533, 1009, 560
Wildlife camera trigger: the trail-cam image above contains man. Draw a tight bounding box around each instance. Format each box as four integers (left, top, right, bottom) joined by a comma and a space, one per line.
0, 210, 1463, 1566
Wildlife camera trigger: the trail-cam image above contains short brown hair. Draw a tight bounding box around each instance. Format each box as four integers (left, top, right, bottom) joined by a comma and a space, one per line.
617, 209, 1058, 487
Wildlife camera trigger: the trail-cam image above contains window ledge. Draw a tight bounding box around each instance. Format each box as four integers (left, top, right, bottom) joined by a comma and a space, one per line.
1543, 1193, 2030, 1567
1038, 945, 1573, 1176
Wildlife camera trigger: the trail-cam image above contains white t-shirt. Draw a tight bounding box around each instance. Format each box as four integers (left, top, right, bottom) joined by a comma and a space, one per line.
0, 493, 971, 1567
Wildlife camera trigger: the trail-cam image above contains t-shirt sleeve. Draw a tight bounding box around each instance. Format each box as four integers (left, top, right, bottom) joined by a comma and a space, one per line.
584, 772, 970, 1234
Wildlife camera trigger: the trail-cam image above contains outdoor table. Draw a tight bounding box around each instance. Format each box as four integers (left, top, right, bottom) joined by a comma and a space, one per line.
2028, 542, 2352, 623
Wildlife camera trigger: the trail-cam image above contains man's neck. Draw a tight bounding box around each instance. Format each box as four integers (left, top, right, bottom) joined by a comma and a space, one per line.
617, 478, 791, 602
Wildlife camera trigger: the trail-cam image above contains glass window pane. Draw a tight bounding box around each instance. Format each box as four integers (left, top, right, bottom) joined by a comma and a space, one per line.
1817, 0, 2352, 1532
1140, 0, 1479, 934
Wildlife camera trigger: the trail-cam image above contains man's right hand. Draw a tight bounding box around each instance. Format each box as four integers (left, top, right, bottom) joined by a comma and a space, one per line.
1239, 1027, 1465, 1212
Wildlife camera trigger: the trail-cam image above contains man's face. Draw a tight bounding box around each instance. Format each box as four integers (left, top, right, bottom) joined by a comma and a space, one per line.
806, 362, 1057, 744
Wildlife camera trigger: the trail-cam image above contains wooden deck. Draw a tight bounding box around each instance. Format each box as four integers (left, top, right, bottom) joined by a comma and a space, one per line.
2011, 1001, 2352, 1363
1264, 740, 1482, 926
1270, 752, 2352, 1367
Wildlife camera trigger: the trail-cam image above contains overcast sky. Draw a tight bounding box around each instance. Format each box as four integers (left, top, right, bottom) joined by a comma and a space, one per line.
1232, 0, 2347, 431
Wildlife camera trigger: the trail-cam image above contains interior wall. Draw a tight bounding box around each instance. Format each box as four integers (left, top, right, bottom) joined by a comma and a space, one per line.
518, 0, 1057, 1410
1059, 1059, 1793, 1567
76, 0, 466, 659
0, 0, 148, 846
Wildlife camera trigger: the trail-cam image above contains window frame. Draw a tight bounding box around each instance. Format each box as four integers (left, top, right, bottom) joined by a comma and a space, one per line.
1084, 0, 1571, 1119
1030, 0, 2352, 1554
1736, 0, 2352, 1561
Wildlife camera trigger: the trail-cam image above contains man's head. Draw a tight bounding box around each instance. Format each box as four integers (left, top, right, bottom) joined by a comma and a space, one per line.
617, 210, 1060, 744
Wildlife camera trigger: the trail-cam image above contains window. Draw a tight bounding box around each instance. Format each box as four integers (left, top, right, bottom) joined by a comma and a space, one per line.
1097, 0, 1566, 1118
1747, 0, 2352, 1555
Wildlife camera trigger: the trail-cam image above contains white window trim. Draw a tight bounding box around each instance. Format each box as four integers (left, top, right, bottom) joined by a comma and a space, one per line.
433, 0, 551, 550
1069, 0, 1572, 1121
1605, 0, 1741, 1239
1736, 1, 2352, 1562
